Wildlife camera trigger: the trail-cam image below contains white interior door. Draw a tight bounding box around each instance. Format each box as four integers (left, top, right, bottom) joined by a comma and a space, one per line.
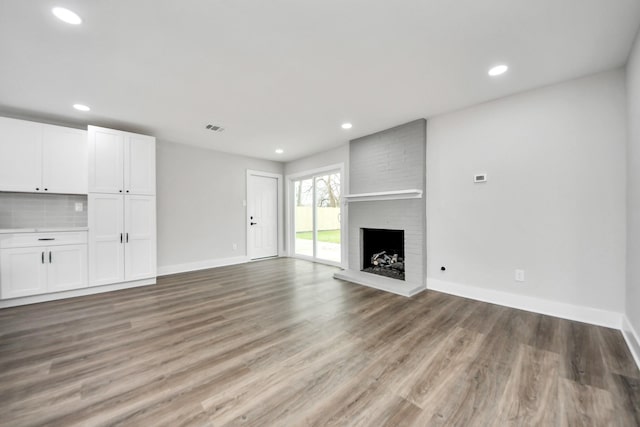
124, 195, 157, 281
248, 174, 279, 259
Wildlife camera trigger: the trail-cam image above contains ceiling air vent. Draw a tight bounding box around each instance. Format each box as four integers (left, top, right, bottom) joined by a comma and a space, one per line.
205, 124, 225, 133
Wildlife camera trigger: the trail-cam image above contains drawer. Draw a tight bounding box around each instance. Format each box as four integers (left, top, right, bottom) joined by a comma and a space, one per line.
0, 232, 88, 249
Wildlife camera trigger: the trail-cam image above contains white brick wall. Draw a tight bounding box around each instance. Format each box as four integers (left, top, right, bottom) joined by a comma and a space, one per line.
350, 119, 426, 194
346, 119, 427, 287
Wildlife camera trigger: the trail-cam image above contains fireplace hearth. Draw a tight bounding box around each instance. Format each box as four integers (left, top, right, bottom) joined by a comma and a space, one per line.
361, 228, 405, 281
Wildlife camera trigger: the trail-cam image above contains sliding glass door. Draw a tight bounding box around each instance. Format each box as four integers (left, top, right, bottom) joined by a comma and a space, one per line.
292, 170, 341, 264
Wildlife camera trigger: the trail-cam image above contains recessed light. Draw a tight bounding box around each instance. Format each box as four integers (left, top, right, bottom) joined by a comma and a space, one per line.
341, 123, 352, 129
488, 64, 508, 77
52, 7, 82, 25
275, 149, 284, 154
73, 104, 90, 112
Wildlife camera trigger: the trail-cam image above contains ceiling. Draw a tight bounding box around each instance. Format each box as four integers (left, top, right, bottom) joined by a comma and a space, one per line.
1, 0, 639, 162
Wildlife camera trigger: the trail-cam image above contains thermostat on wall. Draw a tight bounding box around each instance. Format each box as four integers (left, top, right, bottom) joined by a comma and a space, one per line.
474, 173, 487, 183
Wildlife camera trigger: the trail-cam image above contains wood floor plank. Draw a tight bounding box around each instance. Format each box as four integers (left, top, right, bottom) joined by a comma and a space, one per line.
608, 373, 640, 427
494, 344, 561, 426
0, 258, 637, 426
395, 326, 486, 409
558, 378, 616, 426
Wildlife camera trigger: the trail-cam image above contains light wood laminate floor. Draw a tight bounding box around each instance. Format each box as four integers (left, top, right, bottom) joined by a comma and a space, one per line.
0, 258, 639, 426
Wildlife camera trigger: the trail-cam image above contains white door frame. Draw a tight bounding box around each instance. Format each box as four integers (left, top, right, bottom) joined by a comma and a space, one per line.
246, 170, 284, 260
285, 163, 346, 268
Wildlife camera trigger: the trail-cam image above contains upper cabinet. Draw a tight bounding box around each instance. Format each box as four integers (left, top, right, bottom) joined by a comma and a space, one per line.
42, 125, 88, 194
0, 117, 87, 194
88, 126, 155, 195
88, 127, 124, 194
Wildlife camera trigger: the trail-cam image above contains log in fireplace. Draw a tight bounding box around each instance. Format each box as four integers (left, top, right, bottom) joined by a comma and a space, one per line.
361, 228, 405, 281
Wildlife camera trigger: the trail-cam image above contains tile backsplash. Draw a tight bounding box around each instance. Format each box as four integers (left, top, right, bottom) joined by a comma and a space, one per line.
0, 192, 88, 229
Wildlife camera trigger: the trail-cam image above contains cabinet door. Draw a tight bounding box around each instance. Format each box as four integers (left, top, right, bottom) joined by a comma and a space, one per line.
88, 126, 124, 194
124, 133, 156, 195
124, 195, 156, 281
47, 244, 88, 292
0, 117, 42, 192
0, 247, 47, 299
88, 194, 125, 286
42, 125, 88, 194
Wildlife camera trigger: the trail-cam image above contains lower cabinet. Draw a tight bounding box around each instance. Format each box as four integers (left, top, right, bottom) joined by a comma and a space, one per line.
0, 247, 48, 298
0, 234, 88, 299
89, 194, 156, 286
47, 245, 88, 292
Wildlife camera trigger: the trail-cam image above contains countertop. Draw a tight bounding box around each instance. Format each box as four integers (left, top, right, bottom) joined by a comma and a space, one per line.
0, 227, 89, 234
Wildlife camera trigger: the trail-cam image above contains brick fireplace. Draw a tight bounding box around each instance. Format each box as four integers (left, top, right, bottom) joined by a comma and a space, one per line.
334, 119, 426, 296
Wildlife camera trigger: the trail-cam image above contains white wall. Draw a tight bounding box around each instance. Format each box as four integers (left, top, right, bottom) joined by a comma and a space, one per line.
626, 30, 640, 340
284, 144, 348, 177
426, 69, 627, 317
156, 141, 283, 273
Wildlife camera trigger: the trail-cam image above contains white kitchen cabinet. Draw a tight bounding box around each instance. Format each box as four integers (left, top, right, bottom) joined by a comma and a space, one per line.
124, 195, 157, 281
88, 194, 125, 286
42, 125, 88, 194
47, 244, 88, 293
125, 134, 156, 195
88, 194, 156, 286
0, 247, 48, 298
0, 117, 43, 192
88, 127, 124, 194
0, 232, 88, 299
88, 126, 155, 195
0, 116, 88, 194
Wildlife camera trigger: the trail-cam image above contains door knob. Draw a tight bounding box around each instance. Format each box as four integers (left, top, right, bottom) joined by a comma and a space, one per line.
250, 222, 257, 225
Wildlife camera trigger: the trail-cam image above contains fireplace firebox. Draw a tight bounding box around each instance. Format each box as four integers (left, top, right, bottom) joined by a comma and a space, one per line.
361, 228, 405, 281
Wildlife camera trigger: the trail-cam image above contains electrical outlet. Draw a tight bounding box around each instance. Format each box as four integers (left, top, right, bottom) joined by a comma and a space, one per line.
232, 243, 237, 251
74, 202, 83, 212
515, 269, 525, 282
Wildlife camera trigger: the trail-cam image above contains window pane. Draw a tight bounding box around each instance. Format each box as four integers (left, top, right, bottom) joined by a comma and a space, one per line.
294, 178, 314, 257
315, 173, 341, 263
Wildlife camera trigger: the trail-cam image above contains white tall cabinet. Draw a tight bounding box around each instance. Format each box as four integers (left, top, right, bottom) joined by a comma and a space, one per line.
88, 126, 155, 195
88, 126, 156, 287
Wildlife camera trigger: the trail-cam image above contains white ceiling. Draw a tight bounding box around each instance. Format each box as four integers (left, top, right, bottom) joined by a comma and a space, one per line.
1, 0, 639, 161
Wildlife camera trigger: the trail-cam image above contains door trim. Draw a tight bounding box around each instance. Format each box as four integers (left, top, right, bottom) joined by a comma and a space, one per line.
246, 170, 284, 260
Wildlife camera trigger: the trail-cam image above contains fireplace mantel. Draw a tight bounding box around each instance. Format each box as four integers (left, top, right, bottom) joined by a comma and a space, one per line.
342, 189, 423, 203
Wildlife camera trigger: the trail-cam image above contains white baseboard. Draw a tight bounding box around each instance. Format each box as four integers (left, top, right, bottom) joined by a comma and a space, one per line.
427, 278, 622, 329
158, 256, 250, 276
0, 278, 156, 309
622, 315, 640, 371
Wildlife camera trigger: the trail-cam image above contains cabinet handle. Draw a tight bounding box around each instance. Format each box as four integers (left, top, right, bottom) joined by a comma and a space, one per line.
36, 187, 40, 191
41, 251, 44, 264
49, 252, 52, 263
120, 233, 123, 243
126, 233, 129, 243
126, 190, 129, 193
38, 238, 55, 241
119, 190, 123, 193
44, 188, 48, 191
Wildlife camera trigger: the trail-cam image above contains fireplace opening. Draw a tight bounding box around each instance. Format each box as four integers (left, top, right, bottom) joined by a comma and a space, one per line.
361, 228, 405, 281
